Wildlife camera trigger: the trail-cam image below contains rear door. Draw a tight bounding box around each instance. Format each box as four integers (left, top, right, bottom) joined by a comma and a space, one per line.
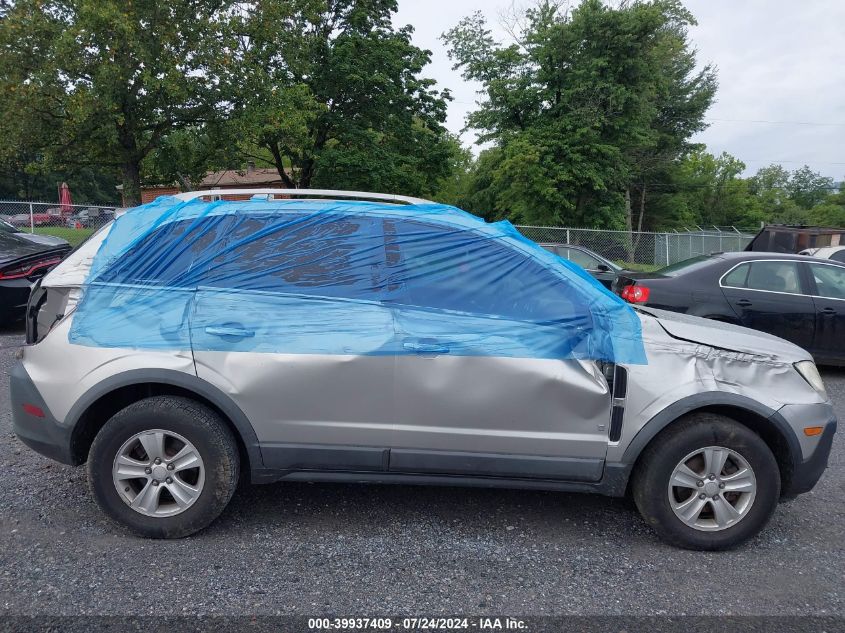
190, 213, 398, 472
719, 260, 815, 349
806, 261, 845, 362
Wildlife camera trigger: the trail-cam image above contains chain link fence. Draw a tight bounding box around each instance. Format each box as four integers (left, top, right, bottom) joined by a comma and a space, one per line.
0, 199, 119, 247
516, 225, 755, 269
0, 198, 754, 266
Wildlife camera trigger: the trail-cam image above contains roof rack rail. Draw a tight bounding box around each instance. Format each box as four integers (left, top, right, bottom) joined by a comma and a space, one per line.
171, 188, 432, 205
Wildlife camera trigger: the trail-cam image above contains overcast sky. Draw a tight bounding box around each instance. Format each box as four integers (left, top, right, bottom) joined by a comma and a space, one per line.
395, 0, 845, 180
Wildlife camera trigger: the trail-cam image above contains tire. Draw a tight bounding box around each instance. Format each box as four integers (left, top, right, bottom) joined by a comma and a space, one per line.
632, 413, 780, 551
88, 396, 240, 538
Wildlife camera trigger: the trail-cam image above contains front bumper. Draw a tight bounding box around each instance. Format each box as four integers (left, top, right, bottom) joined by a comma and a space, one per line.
774, 401, 837, 496
10, 361, 75, 464
784, 418, 837, 496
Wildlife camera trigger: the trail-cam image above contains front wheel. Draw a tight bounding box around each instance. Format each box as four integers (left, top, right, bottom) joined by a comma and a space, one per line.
632, 413, 780, 550
88, 396, 240, 538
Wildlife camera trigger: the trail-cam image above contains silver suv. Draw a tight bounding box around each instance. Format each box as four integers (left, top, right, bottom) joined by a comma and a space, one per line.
11, 190, 836, 550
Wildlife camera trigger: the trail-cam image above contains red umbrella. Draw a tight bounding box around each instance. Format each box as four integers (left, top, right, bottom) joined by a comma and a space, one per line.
59, 182, 73, 215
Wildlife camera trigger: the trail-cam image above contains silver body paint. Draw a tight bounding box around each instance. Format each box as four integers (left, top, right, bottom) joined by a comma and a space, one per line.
614, 309, 828, 463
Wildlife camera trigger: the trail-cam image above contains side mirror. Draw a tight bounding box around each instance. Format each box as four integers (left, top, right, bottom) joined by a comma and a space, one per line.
596, 264, 611, 272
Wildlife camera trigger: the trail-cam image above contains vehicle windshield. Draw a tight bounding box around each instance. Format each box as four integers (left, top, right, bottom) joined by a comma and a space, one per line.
655, 254, 715, 277
0, 219, 20, 233
595, 254, 623, 271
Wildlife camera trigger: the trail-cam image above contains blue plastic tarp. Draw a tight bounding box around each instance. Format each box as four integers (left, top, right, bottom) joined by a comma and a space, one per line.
69, 196, 646, 364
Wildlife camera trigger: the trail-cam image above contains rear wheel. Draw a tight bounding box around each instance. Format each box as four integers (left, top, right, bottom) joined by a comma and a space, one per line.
88, 396, 239, 538
632, 413, 780, 550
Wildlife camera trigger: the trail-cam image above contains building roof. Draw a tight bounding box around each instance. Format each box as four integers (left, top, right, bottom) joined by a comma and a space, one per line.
199, 168, 284, 188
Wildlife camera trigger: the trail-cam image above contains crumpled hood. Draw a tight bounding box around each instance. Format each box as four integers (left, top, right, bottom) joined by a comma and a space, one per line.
637, 307, 811, 364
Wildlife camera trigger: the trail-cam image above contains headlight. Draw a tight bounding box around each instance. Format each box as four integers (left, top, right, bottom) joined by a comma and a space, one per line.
794, 361, 827, 399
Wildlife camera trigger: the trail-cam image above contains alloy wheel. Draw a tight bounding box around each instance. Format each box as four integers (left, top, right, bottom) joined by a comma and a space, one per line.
111, 429, 205, 517
667, 446, 756, 531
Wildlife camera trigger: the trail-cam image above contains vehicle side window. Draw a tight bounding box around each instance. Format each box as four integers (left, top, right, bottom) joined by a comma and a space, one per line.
385, 220, 575, 320
745, 261, 802, 294
96, 215, 234, 286
722, 263, 750, 288
831, 250, 845, 263
99, 213, 390, 301
566, 248, 602, 270
809, 264, 845, 299
206, 213, 388, 300
540, 244, 565, 257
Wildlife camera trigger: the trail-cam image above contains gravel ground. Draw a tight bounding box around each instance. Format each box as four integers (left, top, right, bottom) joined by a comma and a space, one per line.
0, 325, 843, 617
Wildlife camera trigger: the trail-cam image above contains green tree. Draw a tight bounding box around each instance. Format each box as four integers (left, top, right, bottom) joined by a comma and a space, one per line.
786, 165, 835, 210
745, 164, 839, 223
652, 151, 762, 229
807, 182, 845, 227
429, 136, 475, 207
0, 0, 230, 205
224, 0, 454, 197
142, 124, 241, 192
0, 151, 120, 204
443, 0, 716, 230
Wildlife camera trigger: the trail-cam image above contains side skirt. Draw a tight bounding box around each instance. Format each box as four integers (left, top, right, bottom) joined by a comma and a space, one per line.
249, 467, 630, 497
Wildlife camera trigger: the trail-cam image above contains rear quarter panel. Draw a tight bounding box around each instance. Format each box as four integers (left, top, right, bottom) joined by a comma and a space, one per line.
21, 316, 195, 424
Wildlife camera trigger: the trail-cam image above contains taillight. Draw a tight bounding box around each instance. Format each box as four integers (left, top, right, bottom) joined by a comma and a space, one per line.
22, 403, 45, 418
621, 284, 650, 303
0, 257, 63, 280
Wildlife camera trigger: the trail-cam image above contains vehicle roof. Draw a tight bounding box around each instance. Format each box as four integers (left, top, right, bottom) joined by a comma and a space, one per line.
712, 251, 845, 266
805, 245, 845, 255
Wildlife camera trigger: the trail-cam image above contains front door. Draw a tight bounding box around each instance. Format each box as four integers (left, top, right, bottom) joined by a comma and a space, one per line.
383, 220, 612, 482
806, 261, 845, 363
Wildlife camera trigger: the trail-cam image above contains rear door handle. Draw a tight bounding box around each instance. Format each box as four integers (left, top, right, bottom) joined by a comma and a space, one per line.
819, 307, 837, 315
403, 341, 450, 355
735, 299, 752, 307
204, 325, 255, 338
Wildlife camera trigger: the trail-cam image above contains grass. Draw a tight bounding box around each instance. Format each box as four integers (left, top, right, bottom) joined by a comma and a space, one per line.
614, 260, 661, 272
32, 226, 95, 247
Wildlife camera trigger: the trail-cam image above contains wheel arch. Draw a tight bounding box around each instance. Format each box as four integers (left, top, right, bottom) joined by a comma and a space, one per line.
66, 369, 263, 476
617, 393, 800, 496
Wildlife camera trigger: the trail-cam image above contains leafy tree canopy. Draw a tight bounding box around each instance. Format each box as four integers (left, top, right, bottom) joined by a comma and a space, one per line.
0, 0, 232, 205
443, 0, 717, 228
223, 0, 455, 197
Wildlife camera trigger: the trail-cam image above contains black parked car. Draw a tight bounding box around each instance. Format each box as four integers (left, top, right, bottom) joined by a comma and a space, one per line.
613, 252, 845, 365
539, 243, 623, 288
0, 219, 69, 248
0, 231, 71, 325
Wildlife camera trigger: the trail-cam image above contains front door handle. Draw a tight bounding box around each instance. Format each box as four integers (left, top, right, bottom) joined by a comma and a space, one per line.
735, 299, 752, 307
403, 340, 450, 355
819, 307, 837, 315
205, 325, 255, 338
